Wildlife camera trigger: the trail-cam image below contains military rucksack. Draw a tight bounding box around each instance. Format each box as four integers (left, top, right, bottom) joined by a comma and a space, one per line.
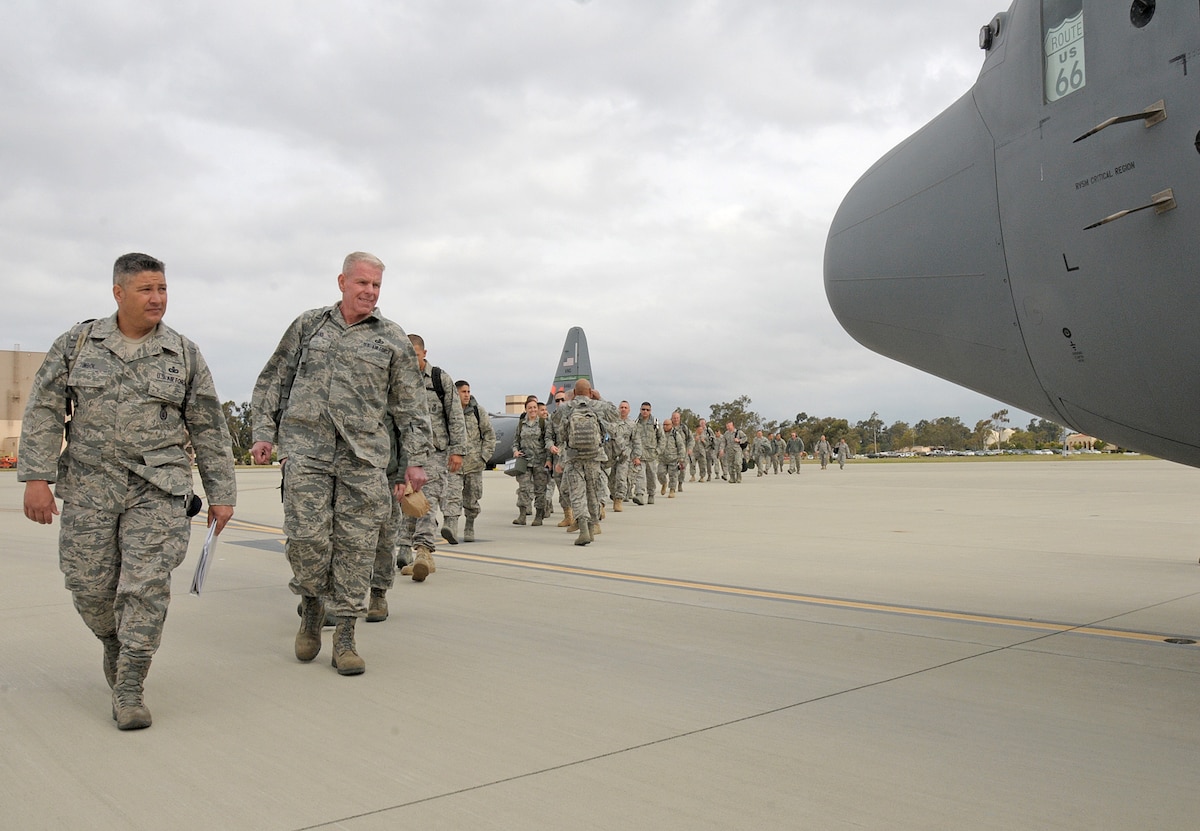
566, 406, 602, 458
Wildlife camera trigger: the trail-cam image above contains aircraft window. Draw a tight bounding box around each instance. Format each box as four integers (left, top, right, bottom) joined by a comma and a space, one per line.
1130, 0, 1155, 29
1043, 0, 1086, 103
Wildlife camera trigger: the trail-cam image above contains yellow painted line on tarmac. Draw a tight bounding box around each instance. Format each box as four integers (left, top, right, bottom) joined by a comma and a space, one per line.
441, 551, 1197, 646
190, 518, 1195, 646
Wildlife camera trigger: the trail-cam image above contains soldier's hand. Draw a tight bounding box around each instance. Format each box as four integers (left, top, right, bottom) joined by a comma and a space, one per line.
448, 454, 464, 473
23, 480, 59, 525
250, 441, 274, 465
405, 466, 428, 492
208, 504, 234, 534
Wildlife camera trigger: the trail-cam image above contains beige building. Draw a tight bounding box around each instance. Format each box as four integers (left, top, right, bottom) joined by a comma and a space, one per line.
2, 348, 47, 458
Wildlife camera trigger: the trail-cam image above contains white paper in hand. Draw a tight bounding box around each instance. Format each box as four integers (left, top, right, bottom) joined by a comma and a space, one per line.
189, 522, 219, 596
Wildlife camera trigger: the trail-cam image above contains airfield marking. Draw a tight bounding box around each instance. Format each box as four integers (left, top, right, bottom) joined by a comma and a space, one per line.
202, 518, 1195, 646
441, 550, 1195, 646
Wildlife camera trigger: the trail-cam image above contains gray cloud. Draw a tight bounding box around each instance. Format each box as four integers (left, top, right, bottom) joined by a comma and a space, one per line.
2, 0, 1034, 430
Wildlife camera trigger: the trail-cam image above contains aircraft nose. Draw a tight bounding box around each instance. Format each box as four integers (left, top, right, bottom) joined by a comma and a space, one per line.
823, 92, 1051, 415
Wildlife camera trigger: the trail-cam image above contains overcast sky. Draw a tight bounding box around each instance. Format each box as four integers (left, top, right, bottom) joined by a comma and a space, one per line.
2, 0, 1035, 430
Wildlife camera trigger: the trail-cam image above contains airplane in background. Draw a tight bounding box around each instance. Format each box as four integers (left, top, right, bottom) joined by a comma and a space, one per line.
824, 1, 1200, 468
486, 326, 594, 468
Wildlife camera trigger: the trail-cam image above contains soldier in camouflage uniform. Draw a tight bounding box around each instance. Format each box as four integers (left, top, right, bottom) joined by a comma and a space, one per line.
657, 417, 688, 497
693, 419, 715, 482
787, 432, 806, 473
19, 252, 237, 730
719, 422, 747, 483
606, 400, 638, 512
631, 402, 661, 505
390, 336, 465, 596
772, 434, 786, 474
752, 430, 773, 476
453, 380, 496, 542
670, 411, 692, 491
251, 252, 433, 676
552, 380, 619, 545
512, 396, 550, 525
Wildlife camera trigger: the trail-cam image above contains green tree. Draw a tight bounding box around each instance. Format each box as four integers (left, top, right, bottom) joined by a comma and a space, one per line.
915, 416, 970, 450
709, 396, 761, 433
990, 408, 1010, 448
886, 421, 915, 451
223, 400, 254, 465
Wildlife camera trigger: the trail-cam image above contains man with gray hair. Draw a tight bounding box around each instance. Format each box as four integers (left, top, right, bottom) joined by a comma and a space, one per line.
251, 252, 433, 676
20, 252, 237, 730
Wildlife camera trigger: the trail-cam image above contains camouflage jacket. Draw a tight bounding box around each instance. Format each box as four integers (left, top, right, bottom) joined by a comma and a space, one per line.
251, 304, 432, 469
609, 417, 636, 459
658, 428, 688, 463
633, 416, 661, 461
721, 428, 747, 455
514, 414, 549, 466
18, 314, 237, 511
419, 363, 467, 458
556, 397, 620, 463
460, 395, 496, 474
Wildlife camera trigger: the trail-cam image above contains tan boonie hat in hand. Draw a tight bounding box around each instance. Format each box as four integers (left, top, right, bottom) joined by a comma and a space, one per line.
400, 484, 431, 518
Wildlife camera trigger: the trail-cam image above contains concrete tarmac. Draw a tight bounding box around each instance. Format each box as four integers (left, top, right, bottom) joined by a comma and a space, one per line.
2, 459, 1199, 830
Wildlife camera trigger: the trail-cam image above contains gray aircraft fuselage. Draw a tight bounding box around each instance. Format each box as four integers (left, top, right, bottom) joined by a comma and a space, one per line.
824, 0, 1200, 467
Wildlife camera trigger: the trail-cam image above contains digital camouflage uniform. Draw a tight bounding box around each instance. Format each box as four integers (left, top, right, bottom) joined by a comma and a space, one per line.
772, 436, 786, 474
18, 314, 237, 663
559, 397, 620, 529
456, 395, 496, 526
606, 414, 637, 503
378, 362, 464, 588
720, 427, 746, 483
753, 435, 773, 476
693, 426, 715, 481
787, 436, 805, 473
632, 415, 661, 503
251, 304, 432, 618
513, 414, 550, 517
657, 426, 687, 493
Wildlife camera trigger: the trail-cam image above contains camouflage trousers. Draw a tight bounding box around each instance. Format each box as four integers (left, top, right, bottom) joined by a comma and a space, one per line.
692, 450, 711, 480
371, 495, 404, 591
516, 463, 549, 514
607, 453, 630, 501
398, 451, 451, 554
284, 452, 390, 618
460, 470, 484, 520
789, 453, 803, 473
633, 458, 658, 500
441, 466, 464, 520
563, 456, 603, 523
710, 450, 723, 478
657, 459, 684, 491
60, 487, 190, 661
724, 448, 744, 482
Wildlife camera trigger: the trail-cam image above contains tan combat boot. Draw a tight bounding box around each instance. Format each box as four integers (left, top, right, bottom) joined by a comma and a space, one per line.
592, 520, 601, 535
669, 489, 676, 498
613, 499, 623, 512
366, 588, 388, 623
296, 595, 324, 661
512, 507, 528, 525
331, 617, 366, 676
411, 546, 435, 582
557, 507, 574, 528
111, 655, 153, 730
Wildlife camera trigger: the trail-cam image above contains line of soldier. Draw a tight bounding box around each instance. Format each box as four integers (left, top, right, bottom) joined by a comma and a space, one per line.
18, 250, 504, 730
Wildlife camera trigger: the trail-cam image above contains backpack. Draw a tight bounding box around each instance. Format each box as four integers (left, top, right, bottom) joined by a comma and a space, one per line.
567, 406, 602, 458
